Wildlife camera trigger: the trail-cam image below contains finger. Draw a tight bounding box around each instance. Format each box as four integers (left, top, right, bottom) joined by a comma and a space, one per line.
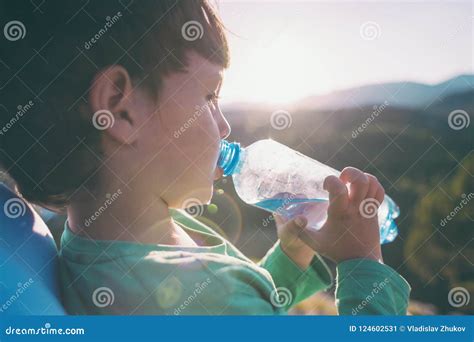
294, 215, 308, 229
340, 167, 369, 205
297, 226, 324, 252
282, 215, 308, 235
374, 186, 385, 206
365, 173, 381, 199
323, 175, 349, 214
273, 213, 287, 226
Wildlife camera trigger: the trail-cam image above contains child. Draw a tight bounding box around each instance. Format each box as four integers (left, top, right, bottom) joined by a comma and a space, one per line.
0, 0, 410, 315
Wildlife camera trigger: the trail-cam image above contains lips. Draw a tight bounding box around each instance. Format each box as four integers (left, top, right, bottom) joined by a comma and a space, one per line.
214, 167, 223, 180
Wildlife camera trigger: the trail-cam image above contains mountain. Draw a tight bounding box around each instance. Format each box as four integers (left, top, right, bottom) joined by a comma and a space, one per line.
292, 74, 474, 111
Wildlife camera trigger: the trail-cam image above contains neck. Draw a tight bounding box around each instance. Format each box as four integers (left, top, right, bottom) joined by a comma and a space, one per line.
67, 184, 196, 246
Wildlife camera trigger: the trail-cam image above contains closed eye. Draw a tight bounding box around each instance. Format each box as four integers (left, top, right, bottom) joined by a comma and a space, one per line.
206, 92, 220, 103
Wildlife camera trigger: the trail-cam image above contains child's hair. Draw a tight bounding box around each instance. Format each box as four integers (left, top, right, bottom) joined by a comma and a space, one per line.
0, 0, 229, 211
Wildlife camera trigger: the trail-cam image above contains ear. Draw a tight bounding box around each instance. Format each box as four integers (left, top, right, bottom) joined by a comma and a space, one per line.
88, 65, 138, 145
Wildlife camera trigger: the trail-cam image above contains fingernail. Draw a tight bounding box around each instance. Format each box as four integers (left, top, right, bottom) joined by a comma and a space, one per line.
295, 216, 307, 228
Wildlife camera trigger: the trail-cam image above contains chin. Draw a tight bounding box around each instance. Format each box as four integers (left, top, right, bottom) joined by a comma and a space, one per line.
201, 184, 214, 205
177, 185, 213, 209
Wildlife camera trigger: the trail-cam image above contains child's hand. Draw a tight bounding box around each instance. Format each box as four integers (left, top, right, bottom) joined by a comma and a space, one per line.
274, 214, 315, 270
297, 167, 385, 264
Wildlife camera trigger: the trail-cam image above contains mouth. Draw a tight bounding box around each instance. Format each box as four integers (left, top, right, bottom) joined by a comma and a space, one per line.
214, 166, 223, 181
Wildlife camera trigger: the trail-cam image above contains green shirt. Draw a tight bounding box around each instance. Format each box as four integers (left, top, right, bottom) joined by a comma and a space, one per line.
59, 209, 410, 315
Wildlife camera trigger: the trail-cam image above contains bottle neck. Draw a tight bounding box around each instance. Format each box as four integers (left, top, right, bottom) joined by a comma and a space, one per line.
217, 140, 243, 176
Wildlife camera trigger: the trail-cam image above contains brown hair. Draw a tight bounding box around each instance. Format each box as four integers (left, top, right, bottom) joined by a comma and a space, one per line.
0, 0, 229, 211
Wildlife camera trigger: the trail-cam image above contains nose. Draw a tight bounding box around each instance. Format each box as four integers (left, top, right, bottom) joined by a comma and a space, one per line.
215, 105, 231, 140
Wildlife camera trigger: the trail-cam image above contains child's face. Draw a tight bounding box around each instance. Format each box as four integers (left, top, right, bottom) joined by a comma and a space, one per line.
131, 52, 230, 208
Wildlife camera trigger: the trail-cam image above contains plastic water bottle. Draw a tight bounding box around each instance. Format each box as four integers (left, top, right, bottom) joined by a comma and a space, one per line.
217, 139, 399, 244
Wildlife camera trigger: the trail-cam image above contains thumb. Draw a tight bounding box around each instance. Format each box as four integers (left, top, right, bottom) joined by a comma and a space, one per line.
296, 223, 326, 253
294, 216, 308, 229
278, 215, 308, 247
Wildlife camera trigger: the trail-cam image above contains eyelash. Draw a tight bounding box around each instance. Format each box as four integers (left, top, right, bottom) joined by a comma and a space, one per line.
206, 92, 220, 103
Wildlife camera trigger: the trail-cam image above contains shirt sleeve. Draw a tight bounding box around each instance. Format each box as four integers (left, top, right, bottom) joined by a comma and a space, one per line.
258, 241, 333, 312
335, 258, 411, 315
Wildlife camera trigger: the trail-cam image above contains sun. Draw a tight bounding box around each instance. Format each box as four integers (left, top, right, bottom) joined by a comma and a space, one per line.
221, 35, 332, 105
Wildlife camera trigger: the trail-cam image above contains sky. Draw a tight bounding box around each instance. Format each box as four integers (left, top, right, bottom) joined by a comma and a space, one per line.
214, 0, 473, 105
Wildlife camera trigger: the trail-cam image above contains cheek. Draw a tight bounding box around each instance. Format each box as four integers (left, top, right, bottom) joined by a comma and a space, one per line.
180, 128, 220, 174
155, 142, 216, 206
161, 100, 219, 139
152, 117, 219, 179
147, 98, 221, 186
173, 107, 221, 164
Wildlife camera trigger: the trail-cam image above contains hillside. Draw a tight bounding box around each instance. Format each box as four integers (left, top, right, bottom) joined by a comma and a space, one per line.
205, 88, 473, 313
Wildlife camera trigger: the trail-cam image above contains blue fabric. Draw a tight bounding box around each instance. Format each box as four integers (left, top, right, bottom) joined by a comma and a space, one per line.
0, 183, 65, 315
